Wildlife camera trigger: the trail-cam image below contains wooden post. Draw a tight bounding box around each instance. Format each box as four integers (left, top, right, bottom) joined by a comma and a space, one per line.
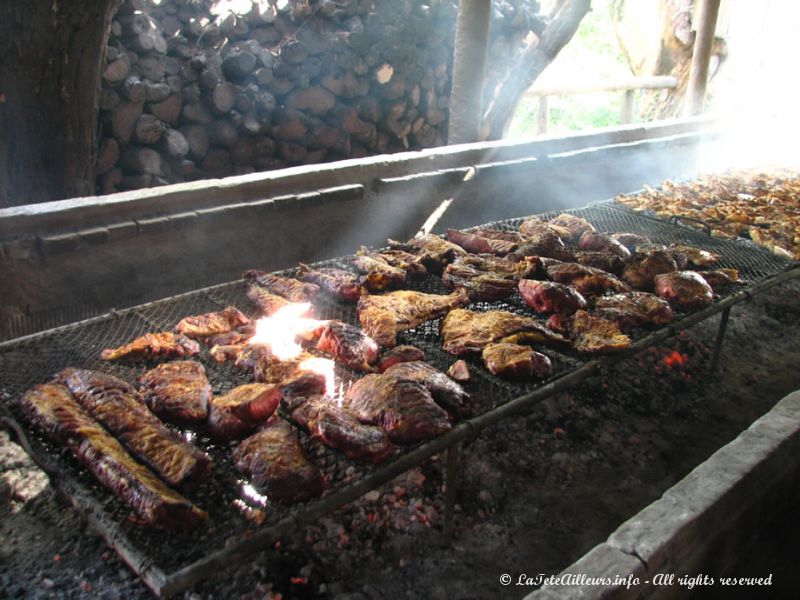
621, 89, 635, 124
448, 0, 492, 145
537, 96, 549, 134
684, 0, 722, 116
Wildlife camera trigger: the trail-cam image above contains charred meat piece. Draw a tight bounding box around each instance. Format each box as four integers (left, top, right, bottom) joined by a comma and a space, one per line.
209, 343, 246, 363
100, 332, 200, 361
516, 222, 574, 261
253, 351, 325, 387
205, 324, 255, 348
562, 310, 631, 354
285, 395, 392, 464
518, 280, 587, 316
668, 244, 720, 268
208, 383, 284, 440
343, 374, 451, 444
296, 264, 364, 302
244, 270, 320, 302
699, 268, 741, 291
233, 416, 324, 504
174, 306, 249, 341
447, 360, 471, 383
548, 214, 596, 241
374, 248, 428, 278
577, 231, 632, 258
246, 284, 292, 315
384, 361, 471, 417
446, 228, 521, 256
546, 262, 630, 297
20, 384, 206, 530
441, 308, 567, 356
621, 250, 678, 291
574, 251, 624, 275
456, 254, 545, 280
352, 253, 407, 292
357, 289, 470, 348
519, 218, 569, 240
311, 320, 380, 372
481, 343, 553, 379
442, 262, 518, 301
654, 271, 714, 310
377, 345, 426, 372
389, 234, 466, 274
137, 361, 212, 425
610, 232, 650, 249
56, 369, 212, 491
594, 292, 674, 330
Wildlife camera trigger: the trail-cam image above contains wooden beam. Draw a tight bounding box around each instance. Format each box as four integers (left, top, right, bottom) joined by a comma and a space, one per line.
684, 0, 722, 116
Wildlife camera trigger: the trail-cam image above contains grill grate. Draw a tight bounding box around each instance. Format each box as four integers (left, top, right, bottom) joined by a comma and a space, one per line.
0, 201, 795, 581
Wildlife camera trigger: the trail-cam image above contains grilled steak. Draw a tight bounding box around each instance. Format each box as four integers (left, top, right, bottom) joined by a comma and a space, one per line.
609, 232, 650, 249
481, 343, 553, 379
447, 359, 471, 383
441, 308, 567, 356
208, 383, 284, 440
246, 284, 292, 315
357, 288, 470, 348
310, 320, 380, 372
285, 395, 392, 464
668, 244, 720, 268
519, 217, 572, 242
442, 262, 518, 301
252, 351, 326, 386
546, 262, 630, 297
594, 292, 674, 330
621, 250, 678, 291
446, 229, 519, 256
137, 360, 212, 425
518, 279, 587, 315
373, 248, 428, 278
377, 345, 426, 372
574, 251, 624, 275
20, 384, 206, 530
174, 306, 250, 341
383, 361, 471, 417
654, 271, 714, 310
577, 231, 632, 258
296, 264, 364, 302
389, 234, 465, 274
699, 268, 741, 291
204, 324, 255, 347
233, 417, 324, 504
100, 332, 200, 361
244, 269, 320, 302
559, 310, 631, 353
516, 221, 574, 261
352, 252, 407, 292
454, 254, 544, 280
56, 369, 212, 491
343, 374, 451, 444
548, 214, 596, 241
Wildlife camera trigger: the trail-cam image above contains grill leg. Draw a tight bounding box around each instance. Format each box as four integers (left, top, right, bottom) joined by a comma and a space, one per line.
710, 306, 731, 373
442, 442, 460, 541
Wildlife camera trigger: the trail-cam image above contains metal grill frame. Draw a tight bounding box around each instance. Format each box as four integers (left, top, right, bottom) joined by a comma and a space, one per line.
1, 201, 798, 597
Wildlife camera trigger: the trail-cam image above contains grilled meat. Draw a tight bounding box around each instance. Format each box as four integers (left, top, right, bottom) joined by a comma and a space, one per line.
357, 289, 470, 348
519, 218, 570, 241
389, 234, 465, 274
699, 268, 741, 291
577, 231, 631, 258
174, 306, 249, 341
574, 251, 624, 275
296, 264, 364, 302
56, 368, 212, 491
456, 254, 544, 279
668, 244, 720, 268
560, 310, 632, 353
383, 361, 471, 417
516, 221, 574, 261
441, 308, 567, 356
208, 383, 284, 440
446, 229, 519, 256
377, 345, 426, 372
246, 284, 292, 315
621, 250, 678, 291
244, 269, 320, 302
609, 232, 650, 249
343, 374, 451, 444
310, 320, 379, 372
546, 262, 630, 297
137, 361, 211, 425
548, 214, 596, 241
209, 343, 246, 363
20, 384, 206, 529
447, 359, 471, 383
518, 280, 587, 315
100, 332, 200, 361
205, 324, 255, 347
481, 343, 553, 379
352, 252, 407, 292
374, 248, 428, 278
253, 351, 324, 386
285, 395, 392, 464
654, 271, 714, 310
593, 292, 674, 330
442, 262, 518, 301
233, 416, 324, 504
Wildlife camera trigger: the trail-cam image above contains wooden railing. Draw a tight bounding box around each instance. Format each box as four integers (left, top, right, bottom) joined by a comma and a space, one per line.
522, 75, 678, 134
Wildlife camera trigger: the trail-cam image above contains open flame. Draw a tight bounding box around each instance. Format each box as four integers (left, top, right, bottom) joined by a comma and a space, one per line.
663, 350, 689, 368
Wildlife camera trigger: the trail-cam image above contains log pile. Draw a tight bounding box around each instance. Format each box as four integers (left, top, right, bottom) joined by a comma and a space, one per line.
97, 0, 540, 193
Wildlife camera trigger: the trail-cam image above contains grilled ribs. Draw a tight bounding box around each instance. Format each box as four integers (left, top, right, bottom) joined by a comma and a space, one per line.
352, 252, 406, 292
208, 383, 284, 440
481, 343, 553, 379
137, 360, 211, 425
233, 416, 324, 504
100, 332, 200, 361
309, 320, 380, 372
174, 306, 250, 341
343, 374, 451, 444
56, 369, 212, 491
518, 279, 587, 315
296, 264, 364, 302
284, 395, 392, 464
383, 361, 471, 417
654, 271, 714, 310
377, 345, 426, 372
593, 292, 674, 330
20, 384, 207, 529
244, 269, 320, 302
357, 288, 470, 348
441, 308, 567, 356
577, 231, 632, 258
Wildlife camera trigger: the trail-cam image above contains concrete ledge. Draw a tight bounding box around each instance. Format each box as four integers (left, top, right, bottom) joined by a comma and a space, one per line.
524, 390, 800, 600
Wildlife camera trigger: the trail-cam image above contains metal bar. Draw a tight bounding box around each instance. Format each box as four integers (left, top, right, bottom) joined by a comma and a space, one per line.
621, 90, 635, 124
537, 96, 549, 134
710, 306, 732, 373
685, 0, 722, 116
443, 442, 461, 540
524, 75, 678, 97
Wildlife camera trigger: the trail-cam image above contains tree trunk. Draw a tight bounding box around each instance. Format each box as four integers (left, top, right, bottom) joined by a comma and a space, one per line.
0, 0, 121, 206
481, 0, 591, 141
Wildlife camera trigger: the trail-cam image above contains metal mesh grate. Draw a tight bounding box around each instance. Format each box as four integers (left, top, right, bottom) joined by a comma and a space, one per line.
0, 201, 795, 576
